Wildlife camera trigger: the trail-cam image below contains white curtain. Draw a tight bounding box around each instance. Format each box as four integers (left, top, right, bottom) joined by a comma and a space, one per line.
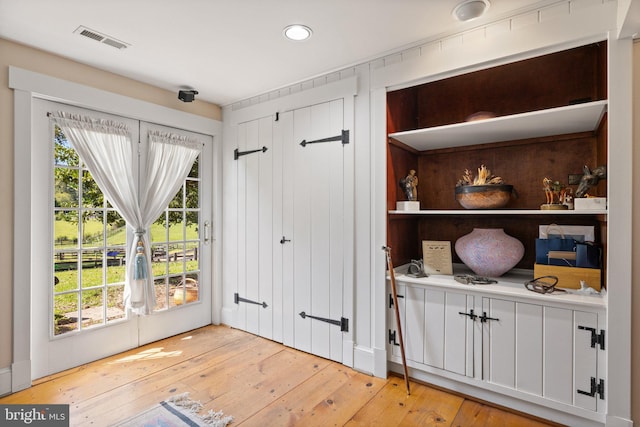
50, 112, 201, 315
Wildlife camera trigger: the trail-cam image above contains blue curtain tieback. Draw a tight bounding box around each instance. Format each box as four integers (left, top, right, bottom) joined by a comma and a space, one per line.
133, 231, 147, 280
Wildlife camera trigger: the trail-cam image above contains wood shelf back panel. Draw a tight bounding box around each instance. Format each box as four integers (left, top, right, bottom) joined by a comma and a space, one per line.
388, 143, 419, 210
387, 89, 418, 135
387, 217, 422, 267
386, 42, 607, 132
417, 134, 604, 210
416, 215, 603, 270
385, 41, 608, 276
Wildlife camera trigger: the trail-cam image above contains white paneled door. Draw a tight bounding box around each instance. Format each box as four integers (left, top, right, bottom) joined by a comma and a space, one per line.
235, 115, 280, 341
235, 99, 350, 363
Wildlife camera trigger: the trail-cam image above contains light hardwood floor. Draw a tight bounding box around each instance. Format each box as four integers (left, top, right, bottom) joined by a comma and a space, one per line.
0, 325, 560, 426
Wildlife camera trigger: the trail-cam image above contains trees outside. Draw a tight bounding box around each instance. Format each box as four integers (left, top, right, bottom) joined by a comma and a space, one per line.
52, 125, 202, 333
54, 125, 199, 236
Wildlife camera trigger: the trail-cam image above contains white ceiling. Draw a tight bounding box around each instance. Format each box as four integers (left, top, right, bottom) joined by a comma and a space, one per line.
1, 0, 556, 106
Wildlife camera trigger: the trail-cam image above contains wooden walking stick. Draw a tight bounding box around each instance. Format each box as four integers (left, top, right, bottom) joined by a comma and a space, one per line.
383, 246, 411, 395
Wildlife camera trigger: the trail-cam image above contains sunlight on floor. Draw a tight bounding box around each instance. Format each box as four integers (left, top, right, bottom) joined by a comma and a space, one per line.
108, 347, 183, 364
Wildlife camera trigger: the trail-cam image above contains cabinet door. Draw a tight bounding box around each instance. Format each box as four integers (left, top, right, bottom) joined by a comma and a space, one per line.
389, 286, 466, 374
482, 299, 605, 411
404, 286, 425, 363
387, 284, 406, 359
444, 292, 473, 376
482, 298, 543, 395
574, 310, 603, 412
424, 289, 445, 369
543, 306, 574, 404
480, 304, 574, 403
482, 298, 516, 388
403, 286, 446, 368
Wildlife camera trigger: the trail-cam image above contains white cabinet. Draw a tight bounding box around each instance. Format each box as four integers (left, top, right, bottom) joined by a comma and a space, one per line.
390, 286, 475, 376
481, 297, 606, 413
574, 310, 606, 412
383, 41, 611, 425
387, 273, 607, 420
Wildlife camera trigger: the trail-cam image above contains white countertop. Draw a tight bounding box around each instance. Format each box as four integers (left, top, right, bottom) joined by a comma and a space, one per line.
389, 264, 606, 310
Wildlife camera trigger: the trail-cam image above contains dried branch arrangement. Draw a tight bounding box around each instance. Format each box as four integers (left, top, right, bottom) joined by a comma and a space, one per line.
456, 165, 504, 187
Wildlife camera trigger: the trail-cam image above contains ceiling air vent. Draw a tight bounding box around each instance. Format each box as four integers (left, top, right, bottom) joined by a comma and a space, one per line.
74, 26, 130, 50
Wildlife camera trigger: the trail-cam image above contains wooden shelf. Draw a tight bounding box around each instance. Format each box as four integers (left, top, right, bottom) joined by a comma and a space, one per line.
388, 100, 607, 151
389, 209, 607, 215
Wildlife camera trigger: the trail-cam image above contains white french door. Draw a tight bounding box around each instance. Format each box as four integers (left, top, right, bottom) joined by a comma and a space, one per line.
137, 121, 213, 345
31, 99, 213, 378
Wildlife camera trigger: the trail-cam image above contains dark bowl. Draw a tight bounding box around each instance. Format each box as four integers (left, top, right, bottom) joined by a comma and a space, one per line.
455, 184, 514, 209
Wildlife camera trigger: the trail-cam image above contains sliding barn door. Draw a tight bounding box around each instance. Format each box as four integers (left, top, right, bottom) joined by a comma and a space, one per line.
282, 100, 347, 362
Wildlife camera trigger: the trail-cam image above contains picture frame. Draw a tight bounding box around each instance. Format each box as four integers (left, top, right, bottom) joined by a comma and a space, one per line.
422, 240, 453, 275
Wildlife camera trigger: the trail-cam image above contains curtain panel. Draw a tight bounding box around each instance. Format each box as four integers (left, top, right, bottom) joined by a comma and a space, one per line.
49, 112, 201, 315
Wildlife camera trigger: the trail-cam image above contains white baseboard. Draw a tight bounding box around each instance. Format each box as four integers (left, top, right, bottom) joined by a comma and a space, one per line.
389, 362, 607, 427
605, 415, 634, 427
220, 306, 235, 328
342, 340, 354, 368
353, 345, 387, 378
373, 347, 387, 378
11, 359, 31, 393
0, 368, 11, 397
353, 345, 374, 375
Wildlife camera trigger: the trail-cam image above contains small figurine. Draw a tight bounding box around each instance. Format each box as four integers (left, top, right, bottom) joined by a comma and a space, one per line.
541, 177, 568, 210
576, 165, 606, 198
399, 169, 418, 201
563, 187, 574, 210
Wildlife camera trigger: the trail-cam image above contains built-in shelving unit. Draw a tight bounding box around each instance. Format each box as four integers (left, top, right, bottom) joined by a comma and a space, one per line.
385, 42, 608, 269
383, 34, 613, 427
388, 100, 607, 150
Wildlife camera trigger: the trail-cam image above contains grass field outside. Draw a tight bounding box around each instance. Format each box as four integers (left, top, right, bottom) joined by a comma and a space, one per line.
53, 218, 200, 334
55, 218, 199, 249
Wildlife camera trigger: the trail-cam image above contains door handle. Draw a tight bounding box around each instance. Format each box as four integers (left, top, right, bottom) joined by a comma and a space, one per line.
203, 221, 211, 245
459, 309, 477, 321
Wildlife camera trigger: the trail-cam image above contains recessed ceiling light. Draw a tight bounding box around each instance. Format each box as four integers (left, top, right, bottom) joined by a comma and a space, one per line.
452, 0, 490, 22
283, 24, 312, 41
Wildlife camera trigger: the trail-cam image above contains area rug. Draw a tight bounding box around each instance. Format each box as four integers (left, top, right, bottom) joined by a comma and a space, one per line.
115, 392, 233, 427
